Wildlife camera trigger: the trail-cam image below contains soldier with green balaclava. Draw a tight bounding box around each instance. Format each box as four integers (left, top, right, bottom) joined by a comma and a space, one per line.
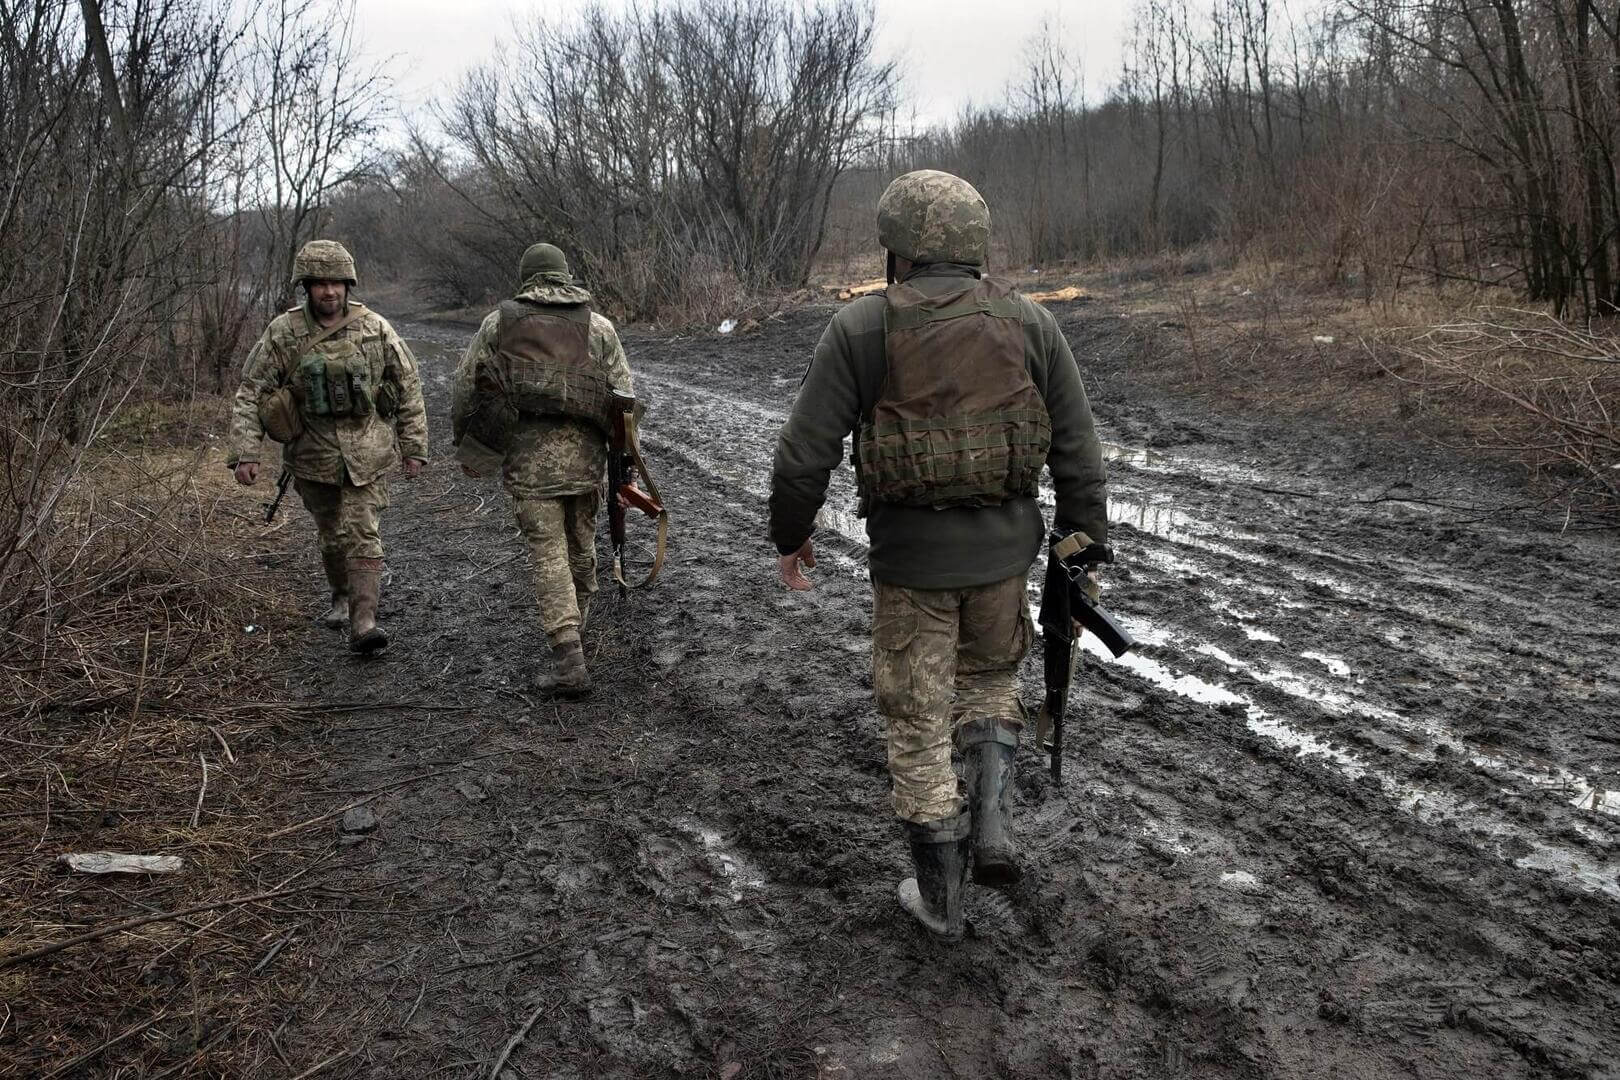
450, 243, 635, 698
767, 170, 1110, 939
227, 239, 430, 654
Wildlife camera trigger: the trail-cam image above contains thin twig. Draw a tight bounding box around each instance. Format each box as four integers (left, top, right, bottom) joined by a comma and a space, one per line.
40, 1010, 170, 1079
96, 626, 150, 835
289, 1049, 355, 1080
0, 882, 318, 970
190, 752, 209, 828
488, 999, 549, 1080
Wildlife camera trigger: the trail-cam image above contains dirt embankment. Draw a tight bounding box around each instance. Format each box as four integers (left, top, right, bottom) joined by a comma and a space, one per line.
7, 281, 1618, 1078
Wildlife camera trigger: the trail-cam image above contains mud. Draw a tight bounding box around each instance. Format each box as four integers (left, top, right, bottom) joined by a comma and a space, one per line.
260, 300, 1618, 1078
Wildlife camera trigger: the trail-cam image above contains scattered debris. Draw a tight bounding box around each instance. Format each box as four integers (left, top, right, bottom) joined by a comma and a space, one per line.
1026, 285, 1089, 303
1313, 334, 1336, 344
341, 805, 379, 834
716, 318, 736, 334
58, 853, 184, 875
834, 278, 886, 301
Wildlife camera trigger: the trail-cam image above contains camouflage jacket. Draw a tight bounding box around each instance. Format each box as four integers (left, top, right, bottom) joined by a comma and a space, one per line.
227, 301, 429, 486
452, 279, 633, 500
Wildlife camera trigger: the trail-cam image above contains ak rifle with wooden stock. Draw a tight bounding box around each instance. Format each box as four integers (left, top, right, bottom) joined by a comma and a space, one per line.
607, 391, 668, 594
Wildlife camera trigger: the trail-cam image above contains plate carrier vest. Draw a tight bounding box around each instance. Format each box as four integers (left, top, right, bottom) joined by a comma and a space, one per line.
496, 297, 611, 430
857, 276, 1051, 509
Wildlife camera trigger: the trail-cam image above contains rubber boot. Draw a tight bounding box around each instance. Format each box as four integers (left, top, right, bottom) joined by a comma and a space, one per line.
347, 558, 389, 654
896, 810, 972, 939
319, 549, 349, 629
536, 633, 591, 698
960, 718, 1022, 887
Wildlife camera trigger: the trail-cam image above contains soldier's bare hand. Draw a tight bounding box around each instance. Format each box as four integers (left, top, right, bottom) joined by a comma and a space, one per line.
778, 539, 816, 591
403, 457, 424, 479
233, 462, 259, 486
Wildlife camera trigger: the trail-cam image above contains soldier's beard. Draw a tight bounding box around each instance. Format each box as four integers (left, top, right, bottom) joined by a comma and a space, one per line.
309, 288, 346, 322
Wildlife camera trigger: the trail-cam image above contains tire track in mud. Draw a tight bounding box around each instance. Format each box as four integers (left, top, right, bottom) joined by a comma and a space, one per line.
631, 342, 1620, 904
263, 312, 1618, 1080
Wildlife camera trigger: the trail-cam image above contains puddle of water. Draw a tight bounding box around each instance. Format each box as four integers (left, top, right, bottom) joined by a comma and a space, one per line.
1219, 869, 1266, 893
680, 819, 766, 903
1302, 651, 1352, 677
628, 361, 1620, 898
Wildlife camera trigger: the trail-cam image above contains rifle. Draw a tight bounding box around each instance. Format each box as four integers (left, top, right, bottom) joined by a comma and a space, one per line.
607, 391, 667, 594
1037, 530, 1135, 785
264, 467, 294, 524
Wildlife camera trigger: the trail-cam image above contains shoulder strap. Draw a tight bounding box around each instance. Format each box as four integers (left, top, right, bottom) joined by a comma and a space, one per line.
281, 307, 368, 383
304, 307, 368, 351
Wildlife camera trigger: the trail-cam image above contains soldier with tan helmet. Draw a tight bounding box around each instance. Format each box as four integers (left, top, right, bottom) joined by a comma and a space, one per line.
768, 171, 1109, 939
227, 240, 430, 654
450, 243, 635, 698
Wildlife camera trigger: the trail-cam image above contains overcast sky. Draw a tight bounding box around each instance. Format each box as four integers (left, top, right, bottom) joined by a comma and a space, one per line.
352, 0, 1136, 134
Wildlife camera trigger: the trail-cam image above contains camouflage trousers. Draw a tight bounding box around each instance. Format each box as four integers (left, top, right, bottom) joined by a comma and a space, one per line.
294, 476, 388, 560
871, 574, 1034, 823
514, 490, 601, 645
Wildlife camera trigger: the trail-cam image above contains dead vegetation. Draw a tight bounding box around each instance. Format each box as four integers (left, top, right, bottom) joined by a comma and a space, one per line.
0, 421, 332, 1076
1386, 311, 1620, 514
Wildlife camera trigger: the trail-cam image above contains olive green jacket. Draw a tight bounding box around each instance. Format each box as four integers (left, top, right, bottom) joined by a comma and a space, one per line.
769, 264, 1107, 589
227, 301, 429, 486
451, 280, 634, 500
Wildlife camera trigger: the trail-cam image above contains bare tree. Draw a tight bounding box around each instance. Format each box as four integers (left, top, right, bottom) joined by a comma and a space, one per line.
436, 0, 895, 319
246, 0, 390, 309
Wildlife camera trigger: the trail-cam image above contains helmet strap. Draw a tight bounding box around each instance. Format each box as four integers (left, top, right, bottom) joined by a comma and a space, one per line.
886, 251, 896, 285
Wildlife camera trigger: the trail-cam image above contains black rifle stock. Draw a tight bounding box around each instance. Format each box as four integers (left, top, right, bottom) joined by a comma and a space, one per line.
264, 467, 293, 524
1038, 533, 1135, 785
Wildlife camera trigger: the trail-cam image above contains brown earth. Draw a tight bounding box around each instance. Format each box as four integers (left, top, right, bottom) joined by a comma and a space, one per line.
6, 283, 1619, 1078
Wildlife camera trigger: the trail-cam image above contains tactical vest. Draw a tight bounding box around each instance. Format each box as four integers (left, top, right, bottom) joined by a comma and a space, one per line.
287, 306, 399, 421
496, 298, 610, 429
857, 277, 1051, 509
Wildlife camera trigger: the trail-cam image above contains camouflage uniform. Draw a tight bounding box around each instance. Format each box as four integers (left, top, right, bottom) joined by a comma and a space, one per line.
451, 257, 633, 652
768, 171, 1109, 936
227, 241, 429, 651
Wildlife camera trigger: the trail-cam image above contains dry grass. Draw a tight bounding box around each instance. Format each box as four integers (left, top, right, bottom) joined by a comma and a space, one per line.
0, 397, 341, 1076
1040, 253, 1618, 517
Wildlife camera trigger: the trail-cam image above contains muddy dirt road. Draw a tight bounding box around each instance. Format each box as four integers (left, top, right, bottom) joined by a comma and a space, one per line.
259, 300, 1618, 1079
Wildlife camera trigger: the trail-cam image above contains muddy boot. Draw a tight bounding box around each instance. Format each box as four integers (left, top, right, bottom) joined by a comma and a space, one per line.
318, 550, 349, 629
536, 633, 590, 699
347, 558, 389, 654
960, 719, 1021, 887
896, 811, 971, 940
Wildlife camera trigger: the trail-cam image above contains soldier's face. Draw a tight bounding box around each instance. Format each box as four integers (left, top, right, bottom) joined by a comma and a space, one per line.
307, 279, 347, 319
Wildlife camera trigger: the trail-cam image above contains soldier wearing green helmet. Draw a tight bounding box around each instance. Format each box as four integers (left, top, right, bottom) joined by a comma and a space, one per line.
768, 170, 1110, 939
450, 242, 635, 698
227, 239, 430, 655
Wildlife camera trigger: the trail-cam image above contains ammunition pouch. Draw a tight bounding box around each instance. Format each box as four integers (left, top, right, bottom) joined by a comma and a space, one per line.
858, 277, 1051, 509
298, 339, 375, 419
258, 385, 304, 444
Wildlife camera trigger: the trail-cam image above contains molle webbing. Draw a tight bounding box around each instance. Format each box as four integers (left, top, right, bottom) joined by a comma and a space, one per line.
859, 277, 1051, 509
497, 299, 609, 429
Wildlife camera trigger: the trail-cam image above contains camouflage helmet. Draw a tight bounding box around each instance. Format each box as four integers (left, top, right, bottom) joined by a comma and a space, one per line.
291, 239, 358, 287
877, 170, 990, 267
519, 242, 570, 282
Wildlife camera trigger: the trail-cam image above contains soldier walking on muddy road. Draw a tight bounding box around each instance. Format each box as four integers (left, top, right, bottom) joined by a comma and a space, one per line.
450, 243, 635, 699
227, 240, 430, 655
768, 171, 1110, 940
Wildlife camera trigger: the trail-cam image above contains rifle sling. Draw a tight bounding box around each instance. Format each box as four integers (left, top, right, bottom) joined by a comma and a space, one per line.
612, 411, 668, 590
